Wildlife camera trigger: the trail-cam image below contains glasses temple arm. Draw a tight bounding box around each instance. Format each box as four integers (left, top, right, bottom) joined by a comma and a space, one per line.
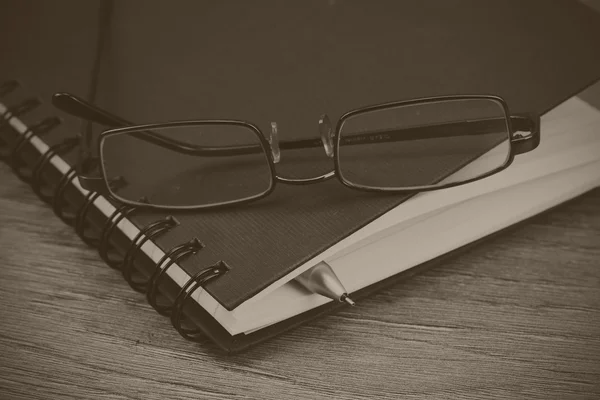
509, 113, 540, 155
52, 92, 226, 155
199, 116, 537, 154
52, 92, 315, 156
276, 115, 537, 151
53, 92, 131, 127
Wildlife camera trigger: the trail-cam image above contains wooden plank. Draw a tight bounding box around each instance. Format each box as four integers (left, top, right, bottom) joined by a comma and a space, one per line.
1, 160, 599, 399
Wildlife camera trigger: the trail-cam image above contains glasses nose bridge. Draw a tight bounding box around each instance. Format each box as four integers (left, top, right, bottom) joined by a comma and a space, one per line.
269, 122, 281, 163
319, 114, 335, 158
270, 114, 337, 185
269, 114, 335, 165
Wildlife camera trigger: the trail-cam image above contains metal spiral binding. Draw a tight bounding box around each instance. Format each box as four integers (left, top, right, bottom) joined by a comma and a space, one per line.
51, 166, 79, 225
146, 238, 204, 316
74, 191, 103, 246
31, 137, 79, 202
9, 117, 62, 181
77, 179, 135, 251
0, 81, 232, 345
98, 204, 137, 268
0, 98, 42, 157
170, 265, 225, 341
122, 216, 179, 293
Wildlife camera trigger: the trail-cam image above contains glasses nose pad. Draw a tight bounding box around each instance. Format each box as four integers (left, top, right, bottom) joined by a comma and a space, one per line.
319, 114, 334, 158
269, 122, 281, 163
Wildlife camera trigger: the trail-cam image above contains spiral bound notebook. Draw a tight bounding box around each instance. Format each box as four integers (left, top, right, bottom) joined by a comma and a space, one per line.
2, 81, 600, 350
2, 0, 600, 353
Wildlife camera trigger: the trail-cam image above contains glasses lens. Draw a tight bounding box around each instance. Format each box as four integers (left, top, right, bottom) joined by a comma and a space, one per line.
337, 98, 511, 190
100, 123, 273, 208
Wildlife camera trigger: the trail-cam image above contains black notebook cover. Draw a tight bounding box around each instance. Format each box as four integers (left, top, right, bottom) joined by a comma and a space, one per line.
87, 0, 600, 310
2, 0, 600, 352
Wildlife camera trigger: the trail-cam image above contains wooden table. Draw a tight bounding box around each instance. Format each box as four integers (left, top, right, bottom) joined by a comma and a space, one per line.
2, 0, 600, 397
1, 157, 599, 399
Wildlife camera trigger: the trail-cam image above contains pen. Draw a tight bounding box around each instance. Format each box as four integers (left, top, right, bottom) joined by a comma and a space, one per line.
295, 261, 355, 306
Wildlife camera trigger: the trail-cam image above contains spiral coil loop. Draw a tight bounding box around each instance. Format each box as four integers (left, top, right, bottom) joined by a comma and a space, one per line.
3, 125, 35, 162
50, 166, 81, 224
0, 98, 42, 158
98, 204, 137, 268
122, 216, 178, 293
170, 265, 224, 341
10, 117, 62, 181
75, 191, 103, 246
31, 137, 79, 202
51, 166, 79, 225
146, 238, 204, 316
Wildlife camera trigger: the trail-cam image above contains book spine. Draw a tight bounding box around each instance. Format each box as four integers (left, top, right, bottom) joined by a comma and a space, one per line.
0, 80, 226, 345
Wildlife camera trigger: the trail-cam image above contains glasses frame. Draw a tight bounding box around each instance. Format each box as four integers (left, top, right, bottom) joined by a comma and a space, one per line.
53, 92, 540, 211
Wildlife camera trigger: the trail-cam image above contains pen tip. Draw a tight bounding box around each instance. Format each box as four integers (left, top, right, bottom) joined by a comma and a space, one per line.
341, 294, 355, 306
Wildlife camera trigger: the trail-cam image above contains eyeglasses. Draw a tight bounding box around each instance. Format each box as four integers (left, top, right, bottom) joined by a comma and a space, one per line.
53, 92, 540, 210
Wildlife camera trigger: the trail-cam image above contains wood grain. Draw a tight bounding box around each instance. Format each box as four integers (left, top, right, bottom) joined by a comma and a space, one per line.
1, 157, 600, 400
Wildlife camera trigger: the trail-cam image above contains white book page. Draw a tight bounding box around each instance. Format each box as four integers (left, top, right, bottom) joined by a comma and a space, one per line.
240, 158, 600, 334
